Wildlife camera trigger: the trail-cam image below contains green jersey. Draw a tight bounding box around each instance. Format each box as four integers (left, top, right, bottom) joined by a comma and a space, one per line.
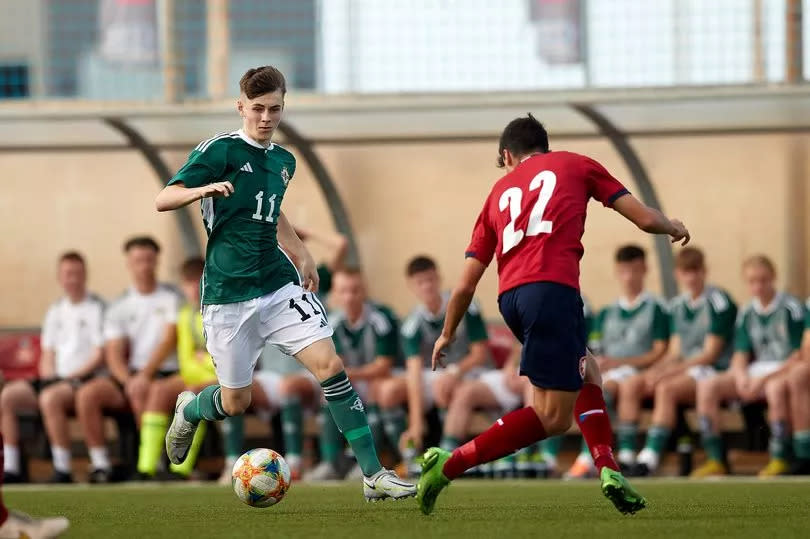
734, 292, 804, 363
669, 286, 737, 370
168, 129, 299, 305
331, 302, 400, 368
401, 293, 489, 368
591, 293, 670, 359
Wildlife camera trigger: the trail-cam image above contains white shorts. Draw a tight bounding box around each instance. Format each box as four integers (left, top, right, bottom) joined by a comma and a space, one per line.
602, 364, 639, 384
479, 369, 521, 412
748, 361, 783, 380
203, 283, 334, 389
253, 370, 322, 410
686, 365, 717, 382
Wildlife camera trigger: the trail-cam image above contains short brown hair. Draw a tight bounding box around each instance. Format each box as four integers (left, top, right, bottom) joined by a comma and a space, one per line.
59, 251, 85, 266
180, 257, 205, 282
615, 244, 645, 263
239, 66, 287, 99
124, 236, 160, 253
336, 266, 363, 279
406, 255, 437, 277
742, 254, 776, 275
676, 247, 705, 271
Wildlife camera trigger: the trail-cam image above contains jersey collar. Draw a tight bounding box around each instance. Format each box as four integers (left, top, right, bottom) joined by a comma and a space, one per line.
344, 304, 370, 330
752, 292, 783, 315
618, 291, 649, 310
236, 129, 274, 150
421, 292, 449, 322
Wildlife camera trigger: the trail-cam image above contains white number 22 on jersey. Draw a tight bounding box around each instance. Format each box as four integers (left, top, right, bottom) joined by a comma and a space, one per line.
498, 170, 557, 254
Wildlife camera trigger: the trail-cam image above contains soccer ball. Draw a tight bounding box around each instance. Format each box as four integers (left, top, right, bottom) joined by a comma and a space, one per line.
231, 448, 291, 508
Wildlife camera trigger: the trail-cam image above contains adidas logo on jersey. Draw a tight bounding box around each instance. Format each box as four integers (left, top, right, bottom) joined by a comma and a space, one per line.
240, 162, 253, 173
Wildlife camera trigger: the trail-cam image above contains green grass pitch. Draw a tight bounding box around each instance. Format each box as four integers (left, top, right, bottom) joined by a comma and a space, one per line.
6, 479, 810, 538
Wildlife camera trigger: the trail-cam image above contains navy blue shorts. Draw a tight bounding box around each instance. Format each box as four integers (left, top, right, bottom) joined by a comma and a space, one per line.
498, 282, 586, 392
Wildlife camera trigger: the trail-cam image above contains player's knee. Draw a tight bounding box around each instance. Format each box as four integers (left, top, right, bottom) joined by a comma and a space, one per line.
655, 381, 674, 401
788, 364, 810, 391
312, 354, 345, 382
531, 401, 573, 435
376, 380, 400, 408
764, 378, 787, 402
38, 388, 59, 412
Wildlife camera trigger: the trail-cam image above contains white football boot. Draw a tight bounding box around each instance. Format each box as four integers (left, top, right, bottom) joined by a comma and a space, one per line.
363, 468, 416, 502
165, 391, 199, 465
0, 511, 69, 539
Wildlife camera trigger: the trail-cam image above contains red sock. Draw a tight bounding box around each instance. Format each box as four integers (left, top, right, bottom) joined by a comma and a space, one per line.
574, 383, 619, 472
0, 433, 7, 525
442, 407, 546, 480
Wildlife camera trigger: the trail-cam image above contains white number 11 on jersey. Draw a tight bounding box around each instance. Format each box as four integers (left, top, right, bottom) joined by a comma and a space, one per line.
252, 191, 277, 222
498, 170, 556, 254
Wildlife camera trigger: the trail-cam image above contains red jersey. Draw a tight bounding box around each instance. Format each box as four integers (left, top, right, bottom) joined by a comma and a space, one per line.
465, 151, 628, 294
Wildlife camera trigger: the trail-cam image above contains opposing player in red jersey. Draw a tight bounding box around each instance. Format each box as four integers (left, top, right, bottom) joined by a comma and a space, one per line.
416, 114, 689, 515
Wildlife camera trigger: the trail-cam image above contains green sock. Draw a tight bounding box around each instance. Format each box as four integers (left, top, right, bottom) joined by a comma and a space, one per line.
365, 403, 387, 449
437, 408, 448, 425
169, 421, 207, 477
380, 407, 407, 453
281, 397, 303, 459
319, 406, 343, 465
440, 436, 461, 452
321, 371, 382, 477
540, 436, 563, 459
793, 431, 810, 459
183, 385, 228, 424
699, 415, 725, 462
617, 422, 638, 453
769, 420, 789, 460
645, 425, 671, 454
136, 412, 168, 476
223, 414, 244, 459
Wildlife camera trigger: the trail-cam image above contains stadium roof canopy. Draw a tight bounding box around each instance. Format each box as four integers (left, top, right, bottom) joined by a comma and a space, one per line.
3, 85, 809, 296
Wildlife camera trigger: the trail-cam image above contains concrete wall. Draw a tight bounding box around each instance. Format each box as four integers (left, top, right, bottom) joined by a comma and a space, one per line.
1, 132, 808, 326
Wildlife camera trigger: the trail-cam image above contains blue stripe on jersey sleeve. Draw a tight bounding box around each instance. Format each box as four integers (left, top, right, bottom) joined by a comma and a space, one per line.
607, 188, 630, 205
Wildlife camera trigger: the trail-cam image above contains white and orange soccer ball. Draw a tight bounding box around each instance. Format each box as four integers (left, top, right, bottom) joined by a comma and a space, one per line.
231, 448, 291, 508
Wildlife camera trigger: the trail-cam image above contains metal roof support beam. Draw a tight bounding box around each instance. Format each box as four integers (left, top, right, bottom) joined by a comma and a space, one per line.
572, 104, 677, 298
277, 121, 361, 266
103, 117, 203, 257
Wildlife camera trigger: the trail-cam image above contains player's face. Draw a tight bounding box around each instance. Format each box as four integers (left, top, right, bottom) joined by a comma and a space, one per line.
615, 259, 646, 296
180, 278, 201, 306
126, 247, 158, 284
58, 260, 86, 298
676, 267, 706, 297
238, 90, 285, 145
743, 264, 775, 301
333, 273, 365, 315
408, 269, 441, 305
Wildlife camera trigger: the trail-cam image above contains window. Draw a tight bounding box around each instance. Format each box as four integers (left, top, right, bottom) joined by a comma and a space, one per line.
0, 65, 30, 98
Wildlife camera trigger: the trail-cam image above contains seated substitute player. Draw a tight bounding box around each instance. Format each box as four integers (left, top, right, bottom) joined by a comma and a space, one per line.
135, 256, 242, 480
0, 437, 69, 538
566, 244, 670, 477
377, 256, 490, 472
156, 65, 414, 500
305, 267, 400, 480
416, 113, 689, 516
75, 236, 180, 483
633, 247, 736, 476
691, 255, 806, 478
1, 252, 104, 484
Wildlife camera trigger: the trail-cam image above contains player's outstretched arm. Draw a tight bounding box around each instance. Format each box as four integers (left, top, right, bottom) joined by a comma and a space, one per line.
277, 212, 319, 292
432, 258, 487, 370
155, 181, 233, 212
612, 194, 690, 245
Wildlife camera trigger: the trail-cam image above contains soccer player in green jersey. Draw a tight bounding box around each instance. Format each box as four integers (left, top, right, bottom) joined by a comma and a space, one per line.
633, 247, 736, 475
306, 268, 401, 480
691, 255, 806, 478
377, 256, 490, 474
155, 66, 414, 500
566, 245, 670, 477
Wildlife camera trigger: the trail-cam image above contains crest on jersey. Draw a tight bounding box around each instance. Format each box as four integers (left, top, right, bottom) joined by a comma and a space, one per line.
280, 167, 290, 186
